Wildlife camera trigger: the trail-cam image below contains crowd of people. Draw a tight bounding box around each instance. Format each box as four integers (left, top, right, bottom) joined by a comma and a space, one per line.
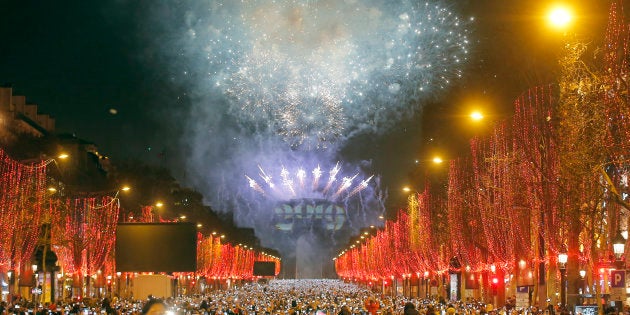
0, 279, 603, 315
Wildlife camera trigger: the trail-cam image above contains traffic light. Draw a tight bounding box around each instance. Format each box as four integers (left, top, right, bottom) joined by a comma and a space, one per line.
491, 277, 499, 295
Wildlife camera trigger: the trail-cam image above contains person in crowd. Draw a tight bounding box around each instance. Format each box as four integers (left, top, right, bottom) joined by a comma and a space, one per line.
142, 299, 167, 315
404, 302, 420, 315
338, 305, 352, 315
447, 304, 457, 315
364, 298, 379, 315
102, 297, 118, 315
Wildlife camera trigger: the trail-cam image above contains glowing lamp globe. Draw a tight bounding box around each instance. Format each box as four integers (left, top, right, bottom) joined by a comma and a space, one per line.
558, 244, 568, 265
558, 252, 568, 264
613, 230, 626, 259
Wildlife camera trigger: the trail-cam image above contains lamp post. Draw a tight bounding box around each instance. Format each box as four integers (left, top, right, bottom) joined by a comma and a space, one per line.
612, 230, 626, 312
558, 244, 568, 308
579, 269, 586, 305
7, 270, 14, 301
31, 264, 38, 303
116, 272, 122, 298
424, 271, 430, 298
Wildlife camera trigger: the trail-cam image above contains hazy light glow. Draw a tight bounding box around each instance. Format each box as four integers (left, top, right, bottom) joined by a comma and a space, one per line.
470, 111, 484, 121
548, 6, 572, 29
432, 156, 444, 164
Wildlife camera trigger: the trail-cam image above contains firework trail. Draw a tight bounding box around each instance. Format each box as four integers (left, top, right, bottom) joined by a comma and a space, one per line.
348, 175, 374, 198
312, 165, 322, 191
323, 162, 341, 194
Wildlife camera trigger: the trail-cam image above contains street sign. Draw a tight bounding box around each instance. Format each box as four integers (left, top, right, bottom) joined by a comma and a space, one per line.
516, 286, 530, 308
611, 270, 626, 287
610, 270, 626, 301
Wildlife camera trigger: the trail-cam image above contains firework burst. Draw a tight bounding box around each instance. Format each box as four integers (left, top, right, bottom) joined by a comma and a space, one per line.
186, 0, 471, 148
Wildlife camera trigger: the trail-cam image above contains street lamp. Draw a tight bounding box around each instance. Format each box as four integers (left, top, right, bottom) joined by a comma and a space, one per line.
558, 244, 568, 307
613, 229, 626, 268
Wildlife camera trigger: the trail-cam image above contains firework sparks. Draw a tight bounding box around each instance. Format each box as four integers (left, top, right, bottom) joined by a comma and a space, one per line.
258, 166, 275, 189
347, 175, 374, 198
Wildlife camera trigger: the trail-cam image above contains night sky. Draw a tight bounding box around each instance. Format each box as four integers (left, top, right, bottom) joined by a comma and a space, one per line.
0, 0, 610, 212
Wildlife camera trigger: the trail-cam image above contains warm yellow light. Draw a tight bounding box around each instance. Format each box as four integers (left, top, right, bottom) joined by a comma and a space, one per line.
402, 186, 411, 193
121, 186, 131, 192
58, 153, 69, 160
155, 202, 164, 208
432, 156, 444, 164
548, 6, 572, 29
48, 187, 57, 193
197, 223, 203, 228
470, 111, 484, 121
179, 215, 187, 220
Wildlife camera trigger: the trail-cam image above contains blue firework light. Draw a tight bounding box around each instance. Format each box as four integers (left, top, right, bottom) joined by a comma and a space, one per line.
187, 0, 471, 149
244, 161, 384, 233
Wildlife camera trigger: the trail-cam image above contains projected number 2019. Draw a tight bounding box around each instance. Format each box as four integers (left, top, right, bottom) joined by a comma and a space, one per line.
273, 201, 346, 231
